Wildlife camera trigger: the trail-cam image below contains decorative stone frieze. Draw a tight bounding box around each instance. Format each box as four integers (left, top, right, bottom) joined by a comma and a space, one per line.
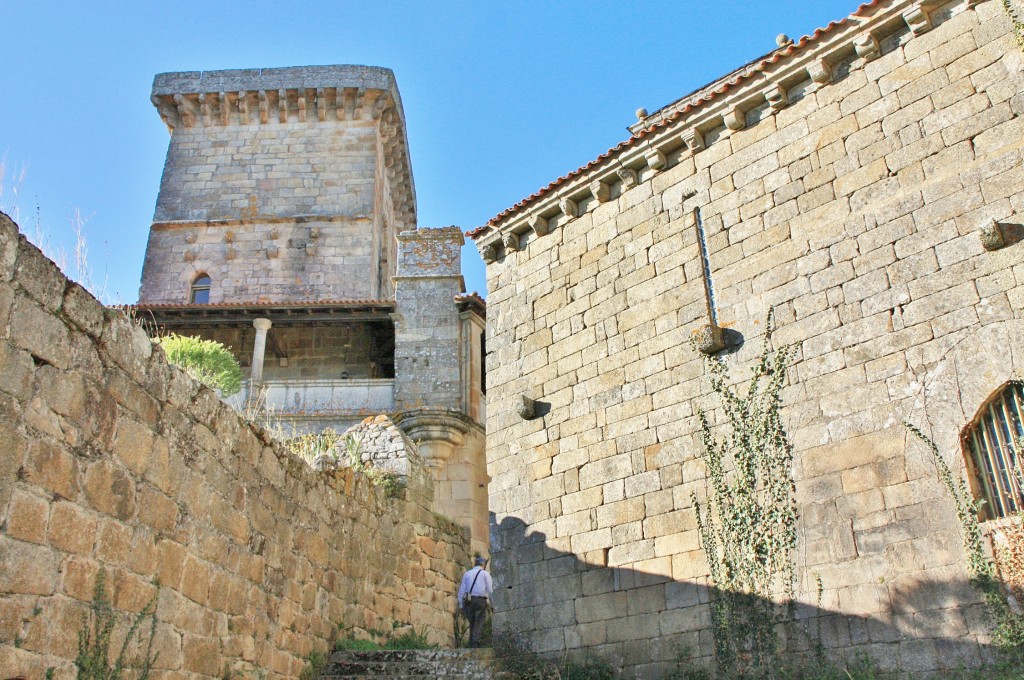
724, 106, 745, 131
903, 6, 932, 35
503, 232, 520, 253
590, 180, 611, 203
766, 84, 788, 112
808, 59, 833, 86
529, 214, 550, 236
980, 218, 1006, 251
645, 149, 667, 171
682, 128, 705, 153
617, 167, 639, 189
854, 33, 881, 61
559, 197, 579, 219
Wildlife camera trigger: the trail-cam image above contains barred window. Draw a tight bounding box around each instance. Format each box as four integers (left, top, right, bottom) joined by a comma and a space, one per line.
963, 382, 1024, 520
190, 274, 211, 304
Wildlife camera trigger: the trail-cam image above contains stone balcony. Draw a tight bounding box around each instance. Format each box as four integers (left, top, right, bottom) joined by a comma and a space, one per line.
227, 378, 396, 434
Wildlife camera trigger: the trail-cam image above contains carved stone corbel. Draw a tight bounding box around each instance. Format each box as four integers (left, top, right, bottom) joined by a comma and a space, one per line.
617, 167, 638, 189
903, 6, 932, 35
218, 92, 230, 125
808, 59, 832, 86
297, 91, 307, 122
198, 93, 212, 126
724, 106, 745, 132
481, 244, 497, 263
371, 92, 389, 119
258, 91, 269, 124
237, 91, 249, 123
266, 246, 280, 259
305, 243, 317, 256
503, 233, 520, 253
183, 249, 197, 262
980, 218, 1006, 251
854, 34, 881, 61
225, 247, 237, 261
694, 323, 726, 355
559, 197, 578, 219
645, 149, 667, 171
317, 88, 327, 121
174, 94, 196, 128
766, 84, 788, 112
516, 395, 538, 420
590, 180, 611, 203
682, 128, 705, 153
529, 214, 550, 236
277, 89, 288, 123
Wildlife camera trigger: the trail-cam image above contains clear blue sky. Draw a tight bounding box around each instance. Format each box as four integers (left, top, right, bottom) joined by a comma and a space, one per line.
2, 0, 859, 303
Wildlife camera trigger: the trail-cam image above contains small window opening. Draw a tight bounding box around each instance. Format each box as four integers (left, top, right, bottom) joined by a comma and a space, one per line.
963, 382, 1024, 520
190, 274, 211, 304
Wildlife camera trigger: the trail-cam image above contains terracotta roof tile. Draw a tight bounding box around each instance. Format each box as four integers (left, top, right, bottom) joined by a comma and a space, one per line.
468, 0, 883, 240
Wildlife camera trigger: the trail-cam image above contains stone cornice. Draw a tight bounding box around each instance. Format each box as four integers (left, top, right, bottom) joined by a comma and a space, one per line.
151, 64, 417, 232
472, 0, 961, 256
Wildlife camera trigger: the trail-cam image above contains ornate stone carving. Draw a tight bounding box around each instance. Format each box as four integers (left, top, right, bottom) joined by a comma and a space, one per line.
590, 180, 611, 203
297, 90, 307, 122
724, 106, 745, 132
645, 149, 667, 171
173, 94, 196, 128
529, 214, 550, 236
258, 90, 269, 124
854, 33, 881, 61
682, 128, 705, 153
516, 395, 538, 420
980, 218, 1006, 251
617, 167, 639, 189
766, 84, 788, 112
237, 91, 249, 123
266, 245, 280, 259
559, 197, 578, 219
693, 323, 726, 355
808, 59, 832, 86
903, 6, 932, 35
481, 244, 497, 263
392, 408, 474, 469
316, 88, 328, 121
503, 233, 520, 253
277, 89, 288, 123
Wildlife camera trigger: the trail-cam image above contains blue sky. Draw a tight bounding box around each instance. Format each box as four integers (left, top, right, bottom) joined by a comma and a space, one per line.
2, 0, 859, 303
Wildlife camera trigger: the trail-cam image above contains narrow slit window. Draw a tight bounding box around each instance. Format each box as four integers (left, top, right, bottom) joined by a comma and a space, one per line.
190, 274, 211, 304
963, 382, 1024, 520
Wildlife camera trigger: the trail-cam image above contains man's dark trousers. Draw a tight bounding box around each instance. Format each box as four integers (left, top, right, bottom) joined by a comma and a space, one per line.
466, 595, 488, 647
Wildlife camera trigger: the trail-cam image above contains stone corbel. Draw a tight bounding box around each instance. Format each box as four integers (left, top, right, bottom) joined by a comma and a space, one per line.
766, 84, 788, 112
392, 409, 474, 471
198, 93, 212, 127
183, 249, 197, 262
480, 243, 497, 264
645, 149, 667, 171
225, 247, 237, 261
218, 92, 230, 125
590, 180, 611, 203
682, 128, 705, 153
297, 90, 307, 122
693, 323, 726, 355
617, 167, 638, 189
305, 243, 317, 256
517, 395, 538, 420
353, 89, 366, 120
317, 88, 328, 121
903, 6, 932, 35
277, 89, 288, 123
371, 92, 389, 120
529, 214, 550, 236
266, 246, 280, 259
980, 218, 1006, 251
503, 232, 520, 253
184, 232, 197, 244
258, 91, 269, 124
854, 33, 881, 61
237, 91, 249, 123
559, 197, 578, 219
807, 59, 832, 86
724, 106, 745, 132
173, 94, 196, 128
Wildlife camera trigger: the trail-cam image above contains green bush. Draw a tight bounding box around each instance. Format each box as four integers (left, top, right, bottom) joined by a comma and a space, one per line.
159, 334, 242, 397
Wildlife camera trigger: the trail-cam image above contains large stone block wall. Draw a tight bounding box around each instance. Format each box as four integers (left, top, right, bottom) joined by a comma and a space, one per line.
482, 1, 1024, 676
0, 213, 470, 679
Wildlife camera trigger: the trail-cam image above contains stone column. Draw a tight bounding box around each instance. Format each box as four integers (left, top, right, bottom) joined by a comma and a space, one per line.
251, 318, 272, 385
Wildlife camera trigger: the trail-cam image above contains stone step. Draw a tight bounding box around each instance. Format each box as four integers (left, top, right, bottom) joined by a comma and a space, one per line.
321, 649, 497, 679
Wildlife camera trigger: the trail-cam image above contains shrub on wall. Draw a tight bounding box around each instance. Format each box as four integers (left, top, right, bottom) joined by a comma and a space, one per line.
158, 333, 242, 397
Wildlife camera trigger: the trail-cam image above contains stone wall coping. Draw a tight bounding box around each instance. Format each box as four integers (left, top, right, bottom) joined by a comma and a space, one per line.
152, 65, 397, 97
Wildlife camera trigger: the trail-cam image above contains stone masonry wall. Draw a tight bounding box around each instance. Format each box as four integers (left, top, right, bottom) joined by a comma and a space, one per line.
482, 1, 1024, 676
0, 212, 470, 680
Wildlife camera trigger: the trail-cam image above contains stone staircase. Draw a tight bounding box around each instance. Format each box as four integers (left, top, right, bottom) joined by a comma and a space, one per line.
320, 648, 498, 679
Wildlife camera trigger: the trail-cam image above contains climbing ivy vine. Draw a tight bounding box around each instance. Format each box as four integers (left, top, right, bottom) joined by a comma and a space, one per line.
691, 310, 799, 676
1002, 0, 1024, 51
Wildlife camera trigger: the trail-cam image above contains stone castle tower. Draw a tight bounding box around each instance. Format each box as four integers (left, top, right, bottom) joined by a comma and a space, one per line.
136, 65, 488, 552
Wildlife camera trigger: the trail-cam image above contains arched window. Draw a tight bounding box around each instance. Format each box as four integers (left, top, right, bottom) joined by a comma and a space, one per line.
190, 274, 211, 304
963, 382, 1024, 520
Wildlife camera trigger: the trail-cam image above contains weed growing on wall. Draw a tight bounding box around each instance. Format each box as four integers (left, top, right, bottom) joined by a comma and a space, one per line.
76, 569, 158, 680
1003, 0, 1024, 50
905, 422, 1024, 648
690, 309, 798, 676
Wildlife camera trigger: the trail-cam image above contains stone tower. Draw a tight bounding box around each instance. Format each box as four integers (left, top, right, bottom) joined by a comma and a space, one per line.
136, 65, 488, 553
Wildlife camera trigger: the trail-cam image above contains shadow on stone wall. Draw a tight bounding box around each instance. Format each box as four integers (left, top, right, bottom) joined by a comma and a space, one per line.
489, 514, 1000, 679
